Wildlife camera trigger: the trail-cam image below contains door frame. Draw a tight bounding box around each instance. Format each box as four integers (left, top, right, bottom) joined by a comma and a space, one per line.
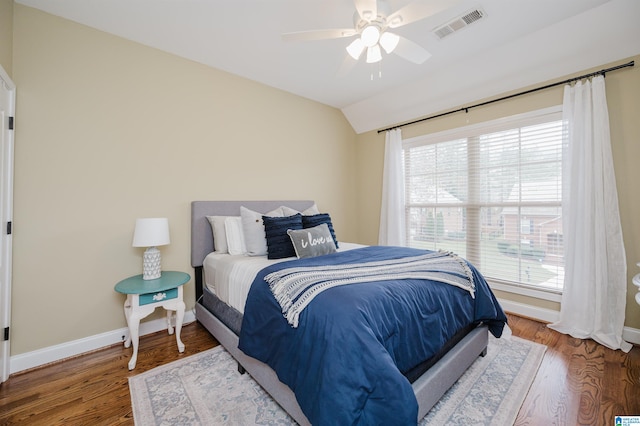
0, 65, 15, 383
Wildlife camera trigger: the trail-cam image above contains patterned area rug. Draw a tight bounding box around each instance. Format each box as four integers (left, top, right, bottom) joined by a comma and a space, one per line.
129, 332, 545, 425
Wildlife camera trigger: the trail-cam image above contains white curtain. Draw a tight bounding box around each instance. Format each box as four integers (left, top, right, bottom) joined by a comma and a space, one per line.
378, 129, 406, 246
548, 76, 631, 352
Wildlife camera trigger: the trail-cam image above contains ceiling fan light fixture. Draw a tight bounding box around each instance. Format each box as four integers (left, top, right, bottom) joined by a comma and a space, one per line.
346, 38, 365, 60
361, 25, 380, 47
366, 45, 382, 63
283, 0, 435, 67
379, 32, 399, 54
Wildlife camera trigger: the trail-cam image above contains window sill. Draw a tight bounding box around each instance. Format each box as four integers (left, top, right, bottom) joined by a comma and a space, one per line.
488, 280, 562, 303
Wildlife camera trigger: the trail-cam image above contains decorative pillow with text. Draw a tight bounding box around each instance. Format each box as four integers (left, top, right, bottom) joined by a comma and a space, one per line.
287, 223, 337, 259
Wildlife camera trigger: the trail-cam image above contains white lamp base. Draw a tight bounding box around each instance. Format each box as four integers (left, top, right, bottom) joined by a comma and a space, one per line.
142, 246, 162, 280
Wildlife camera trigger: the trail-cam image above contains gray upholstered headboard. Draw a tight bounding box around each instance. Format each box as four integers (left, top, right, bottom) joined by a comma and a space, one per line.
190, 200, 315, 268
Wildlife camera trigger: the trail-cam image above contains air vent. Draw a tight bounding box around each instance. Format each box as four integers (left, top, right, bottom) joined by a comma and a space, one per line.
433, 8, 486, 40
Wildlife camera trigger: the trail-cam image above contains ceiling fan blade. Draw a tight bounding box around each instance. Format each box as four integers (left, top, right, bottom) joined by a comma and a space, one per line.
393, 36, 431, 64
282, 29, 357, 42
354, 0, 377, 21
386, 0, 458, 28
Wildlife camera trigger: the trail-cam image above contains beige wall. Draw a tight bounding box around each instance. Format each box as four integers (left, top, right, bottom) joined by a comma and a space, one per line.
0, 0, 12, 75
10, 5, 358, 355
355, 55, 640, 330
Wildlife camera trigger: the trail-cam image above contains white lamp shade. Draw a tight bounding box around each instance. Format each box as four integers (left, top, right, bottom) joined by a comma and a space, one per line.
379, 32, 399, 54
346, 38, 365, 60
132, 218, 170, 247
366, 45, 382, 63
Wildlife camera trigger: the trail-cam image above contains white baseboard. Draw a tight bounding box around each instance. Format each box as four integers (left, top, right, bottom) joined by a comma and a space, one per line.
498, 299, 560, 322
622, 325, 640, 346
498, 297, 640, 346
497, 298, 560, 323
10, 311, 196, 375
9, 299, 640, 375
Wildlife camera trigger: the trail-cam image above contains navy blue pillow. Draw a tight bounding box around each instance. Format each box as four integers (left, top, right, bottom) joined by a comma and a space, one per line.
263, 214, 303, 259
302, 213, 339, 248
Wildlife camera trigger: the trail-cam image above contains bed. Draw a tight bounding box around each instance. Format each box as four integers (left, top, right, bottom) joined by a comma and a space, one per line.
191, 200, 507, 425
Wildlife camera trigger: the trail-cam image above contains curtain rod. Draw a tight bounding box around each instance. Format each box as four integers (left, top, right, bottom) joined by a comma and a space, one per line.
377, 60, 635, 134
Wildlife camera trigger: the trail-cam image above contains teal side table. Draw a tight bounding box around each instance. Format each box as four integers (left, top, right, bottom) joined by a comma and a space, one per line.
115, 271, 190, 370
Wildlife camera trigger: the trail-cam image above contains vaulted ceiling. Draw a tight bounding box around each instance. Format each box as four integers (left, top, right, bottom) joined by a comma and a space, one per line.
15, 0, 640, 133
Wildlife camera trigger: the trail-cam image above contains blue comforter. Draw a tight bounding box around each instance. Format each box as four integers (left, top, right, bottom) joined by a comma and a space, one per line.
238, 246, 506, 425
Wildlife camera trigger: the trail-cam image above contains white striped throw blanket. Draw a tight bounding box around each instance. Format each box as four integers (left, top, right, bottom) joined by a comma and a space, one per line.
265, 250, 475, 327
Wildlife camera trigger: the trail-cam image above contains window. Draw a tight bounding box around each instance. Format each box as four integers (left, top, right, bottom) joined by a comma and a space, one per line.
403, 107, 564, 295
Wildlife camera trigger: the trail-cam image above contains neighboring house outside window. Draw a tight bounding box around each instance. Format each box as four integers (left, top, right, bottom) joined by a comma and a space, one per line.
403, 107, 564, 300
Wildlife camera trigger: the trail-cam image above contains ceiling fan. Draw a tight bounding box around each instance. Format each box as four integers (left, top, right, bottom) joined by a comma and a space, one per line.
282, 0, 455, 65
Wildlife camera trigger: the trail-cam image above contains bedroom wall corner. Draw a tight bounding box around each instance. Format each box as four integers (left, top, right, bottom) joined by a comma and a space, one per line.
354, 130, 385, 246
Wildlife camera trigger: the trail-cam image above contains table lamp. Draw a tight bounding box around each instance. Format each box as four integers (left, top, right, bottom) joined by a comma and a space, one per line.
132, 218, 170, 280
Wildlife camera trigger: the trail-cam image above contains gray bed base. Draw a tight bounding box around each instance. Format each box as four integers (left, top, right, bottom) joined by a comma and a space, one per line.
191, 200, 489, 425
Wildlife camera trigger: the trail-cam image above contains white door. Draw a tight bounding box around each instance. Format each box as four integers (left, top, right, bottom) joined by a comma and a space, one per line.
0, 66, 15, 383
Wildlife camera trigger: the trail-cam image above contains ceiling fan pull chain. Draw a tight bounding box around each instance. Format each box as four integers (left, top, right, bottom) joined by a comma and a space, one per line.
370, 62, 383, 81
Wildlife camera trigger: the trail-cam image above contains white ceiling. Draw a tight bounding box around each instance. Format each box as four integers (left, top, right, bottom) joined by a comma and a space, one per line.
15, 0, 640, 133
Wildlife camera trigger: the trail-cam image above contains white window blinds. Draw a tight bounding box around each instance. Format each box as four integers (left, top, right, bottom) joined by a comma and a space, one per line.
404, 107, 564, 292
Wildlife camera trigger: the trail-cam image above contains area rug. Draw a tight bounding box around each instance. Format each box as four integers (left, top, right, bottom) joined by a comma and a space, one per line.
129, 332, 545, 425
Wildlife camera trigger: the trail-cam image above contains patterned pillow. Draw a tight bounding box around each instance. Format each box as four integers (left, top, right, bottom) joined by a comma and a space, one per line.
302, 213, 339, 248
263, 214, 303, 259
287, 223, 337, 259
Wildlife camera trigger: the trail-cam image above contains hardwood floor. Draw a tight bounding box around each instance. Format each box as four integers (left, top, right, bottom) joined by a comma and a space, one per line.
510, 314, 640, 426
0, 321, 218, 425
0, 314, 638, 425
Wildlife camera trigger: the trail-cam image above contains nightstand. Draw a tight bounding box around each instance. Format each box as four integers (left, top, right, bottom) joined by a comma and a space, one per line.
115, 271, 190, 370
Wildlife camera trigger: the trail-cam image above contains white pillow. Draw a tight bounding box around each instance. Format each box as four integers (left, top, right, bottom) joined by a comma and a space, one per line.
224, 217, 247, 255
240, 206, 283, 256
281, 204, 320, 216
206, 215, 233, 254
